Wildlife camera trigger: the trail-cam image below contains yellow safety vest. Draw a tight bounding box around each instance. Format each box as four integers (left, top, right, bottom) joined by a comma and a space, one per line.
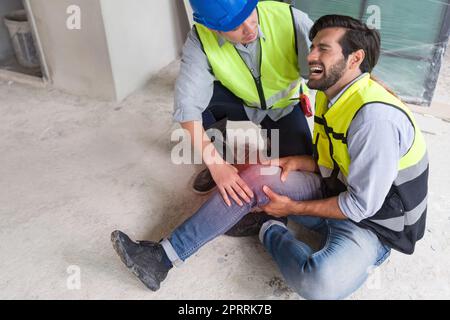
314, 74, 428, 254
195, 1, 300, 110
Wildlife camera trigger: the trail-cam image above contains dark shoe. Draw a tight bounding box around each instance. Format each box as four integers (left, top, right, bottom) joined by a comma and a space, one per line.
111, 230, 171, 291
224, 212, 287, 237
193, 168, 217, 194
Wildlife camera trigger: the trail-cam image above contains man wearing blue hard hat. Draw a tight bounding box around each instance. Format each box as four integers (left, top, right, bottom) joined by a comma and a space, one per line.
176, 0, 314, 231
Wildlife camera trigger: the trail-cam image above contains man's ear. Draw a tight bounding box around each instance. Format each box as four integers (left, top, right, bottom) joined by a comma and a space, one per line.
350, 49, 365, 70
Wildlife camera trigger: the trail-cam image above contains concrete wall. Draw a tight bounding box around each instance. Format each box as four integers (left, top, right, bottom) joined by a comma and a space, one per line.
28, 0, 116, 99
99, 0, 190, 100
183, 0, 194, 27
24, 0, 189, 100
0, 0, 24, 60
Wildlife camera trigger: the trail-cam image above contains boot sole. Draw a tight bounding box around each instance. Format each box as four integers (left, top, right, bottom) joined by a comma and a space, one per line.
111, 231, 160, 291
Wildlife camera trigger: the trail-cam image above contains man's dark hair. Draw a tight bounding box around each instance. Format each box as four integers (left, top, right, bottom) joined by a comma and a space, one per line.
309, 15, 381, 73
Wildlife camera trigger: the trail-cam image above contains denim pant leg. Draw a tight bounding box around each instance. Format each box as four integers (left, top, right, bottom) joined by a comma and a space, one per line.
262, 219, 391, 300
162, 165, 324, 264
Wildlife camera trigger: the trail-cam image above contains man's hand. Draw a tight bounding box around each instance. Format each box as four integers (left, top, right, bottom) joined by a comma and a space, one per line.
209, 162, 254, 207
263, 187, 347, 220
263, 155, 318, 182
260, 185, 295, 217
180, 121, 254, 207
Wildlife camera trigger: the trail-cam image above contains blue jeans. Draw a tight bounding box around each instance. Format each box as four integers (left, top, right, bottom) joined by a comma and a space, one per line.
161, 165, 391, 300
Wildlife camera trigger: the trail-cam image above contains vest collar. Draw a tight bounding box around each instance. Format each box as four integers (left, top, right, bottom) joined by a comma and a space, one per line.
328, 73, 369, 108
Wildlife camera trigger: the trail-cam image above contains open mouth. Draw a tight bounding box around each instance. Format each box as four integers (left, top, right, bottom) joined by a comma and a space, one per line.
309, 65, 324, 77
245, 33, 257, 42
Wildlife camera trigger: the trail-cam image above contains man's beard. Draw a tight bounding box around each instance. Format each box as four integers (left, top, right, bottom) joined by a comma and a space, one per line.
307, 58, 347, 91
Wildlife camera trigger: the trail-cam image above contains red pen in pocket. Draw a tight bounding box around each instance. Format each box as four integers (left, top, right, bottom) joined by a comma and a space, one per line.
290, 85, 313, 117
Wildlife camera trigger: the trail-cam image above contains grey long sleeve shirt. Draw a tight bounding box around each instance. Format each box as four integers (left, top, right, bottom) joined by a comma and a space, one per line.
327, 74, 416, 222
173, 8, 314, 124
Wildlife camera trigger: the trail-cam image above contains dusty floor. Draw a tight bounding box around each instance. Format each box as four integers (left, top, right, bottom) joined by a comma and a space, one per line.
0, 51, 449, 299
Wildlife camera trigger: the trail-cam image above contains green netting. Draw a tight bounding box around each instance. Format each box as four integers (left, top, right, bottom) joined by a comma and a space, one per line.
363, 0, 445, 58
269, 0, 450, 105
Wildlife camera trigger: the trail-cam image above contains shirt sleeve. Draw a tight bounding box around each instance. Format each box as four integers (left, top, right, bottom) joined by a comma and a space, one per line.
338, 104, 415, 222
173, 28, 216, 123
291, 7, 314, 79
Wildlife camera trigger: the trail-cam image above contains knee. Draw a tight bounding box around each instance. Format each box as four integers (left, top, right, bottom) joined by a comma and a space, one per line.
239, 165, 282, 206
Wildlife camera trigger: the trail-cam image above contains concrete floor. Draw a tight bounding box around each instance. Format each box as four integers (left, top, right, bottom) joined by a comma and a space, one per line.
1, 51, 450, 299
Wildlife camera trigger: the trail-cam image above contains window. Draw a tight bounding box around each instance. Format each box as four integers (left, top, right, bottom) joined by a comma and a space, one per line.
290, 0, 450, 106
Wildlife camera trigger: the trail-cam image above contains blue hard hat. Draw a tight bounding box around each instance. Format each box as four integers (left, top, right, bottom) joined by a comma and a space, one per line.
189, 0, 259, 32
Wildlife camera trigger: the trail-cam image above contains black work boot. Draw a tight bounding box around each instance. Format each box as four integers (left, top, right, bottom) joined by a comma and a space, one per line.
193, 168, 217, 194
111, 230, 172, 291
224, 212, 288, 237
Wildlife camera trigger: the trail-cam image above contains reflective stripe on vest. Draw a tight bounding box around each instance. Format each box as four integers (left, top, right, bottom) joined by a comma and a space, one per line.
195, 1, 300, 110
313, 74, 428, 235
369, 195, 428, 232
